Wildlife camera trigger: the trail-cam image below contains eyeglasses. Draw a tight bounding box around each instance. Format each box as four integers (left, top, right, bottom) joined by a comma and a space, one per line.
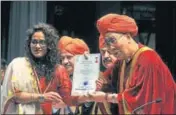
31, 39, 46, 47
105, 34, 124, 45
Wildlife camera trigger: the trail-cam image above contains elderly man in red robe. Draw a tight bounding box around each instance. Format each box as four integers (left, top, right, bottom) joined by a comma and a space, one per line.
77, 13, 176, 114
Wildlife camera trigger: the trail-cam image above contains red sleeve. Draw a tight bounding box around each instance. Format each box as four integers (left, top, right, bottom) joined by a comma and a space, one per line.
54, 65, 79, 106
117, 50, 176, 114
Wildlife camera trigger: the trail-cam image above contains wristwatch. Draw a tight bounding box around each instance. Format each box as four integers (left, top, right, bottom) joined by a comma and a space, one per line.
38, 94, 45, 103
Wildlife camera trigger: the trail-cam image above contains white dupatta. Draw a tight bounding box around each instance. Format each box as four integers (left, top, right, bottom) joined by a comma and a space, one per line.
1, 57, 43, 114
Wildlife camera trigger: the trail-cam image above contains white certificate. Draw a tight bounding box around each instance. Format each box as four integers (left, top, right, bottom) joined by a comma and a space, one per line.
71, 53, 100, 96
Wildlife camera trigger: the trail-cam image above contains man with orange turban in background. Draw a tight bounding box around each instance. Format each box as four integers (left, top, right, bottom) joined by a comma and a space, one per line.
76, 13, 176, 114
58, 36, 89, 76
97, 34, 119, 115
55, 36, 114, 115
53, 36, 93, 114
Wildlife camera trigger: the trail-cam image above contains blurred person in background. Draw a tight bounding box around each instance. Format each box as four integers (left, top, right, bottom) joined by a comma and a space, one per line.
1, 58, 8, 85
53, 36, 92, 114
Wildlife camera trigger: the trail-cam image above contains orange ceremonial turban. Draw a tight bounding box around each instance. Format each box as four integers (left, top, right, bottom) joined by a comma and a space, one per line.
99, 34, 105, 49
58, 36, 89, 55
97, 13, 138, 49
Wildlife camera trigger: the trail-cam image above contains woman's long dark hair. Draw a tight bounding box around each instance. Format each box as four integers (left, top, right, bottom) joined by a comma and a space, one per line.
25, 23, 60, 81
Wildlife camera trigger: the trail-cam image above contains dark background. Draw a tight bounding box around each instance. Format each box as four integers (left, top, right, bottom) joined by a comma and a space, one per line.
1, 1, 176, 80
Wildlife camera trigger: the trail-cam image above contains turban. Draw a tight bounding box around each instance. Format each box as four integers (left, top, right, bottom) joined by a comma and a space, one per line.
99, 34, 105, 49
58, 36, 89, 55
97, 13, 138, 49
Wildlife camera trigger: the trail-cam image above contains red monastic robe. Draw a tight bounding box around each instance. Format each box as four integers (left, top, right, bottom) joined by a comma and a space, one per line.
105, 44, 176, 114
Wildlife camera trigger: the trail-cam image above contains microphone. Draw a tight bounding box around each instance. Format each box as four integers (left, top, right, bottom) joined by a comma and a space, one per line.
132, 98, 162, 114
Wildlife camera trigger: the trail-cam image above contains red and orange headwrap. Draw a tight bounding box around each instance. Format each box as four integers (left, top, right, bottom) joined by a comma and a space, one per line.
97, 13, 138, 49
99, 34, 105, 49
58, 36, 89, 55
